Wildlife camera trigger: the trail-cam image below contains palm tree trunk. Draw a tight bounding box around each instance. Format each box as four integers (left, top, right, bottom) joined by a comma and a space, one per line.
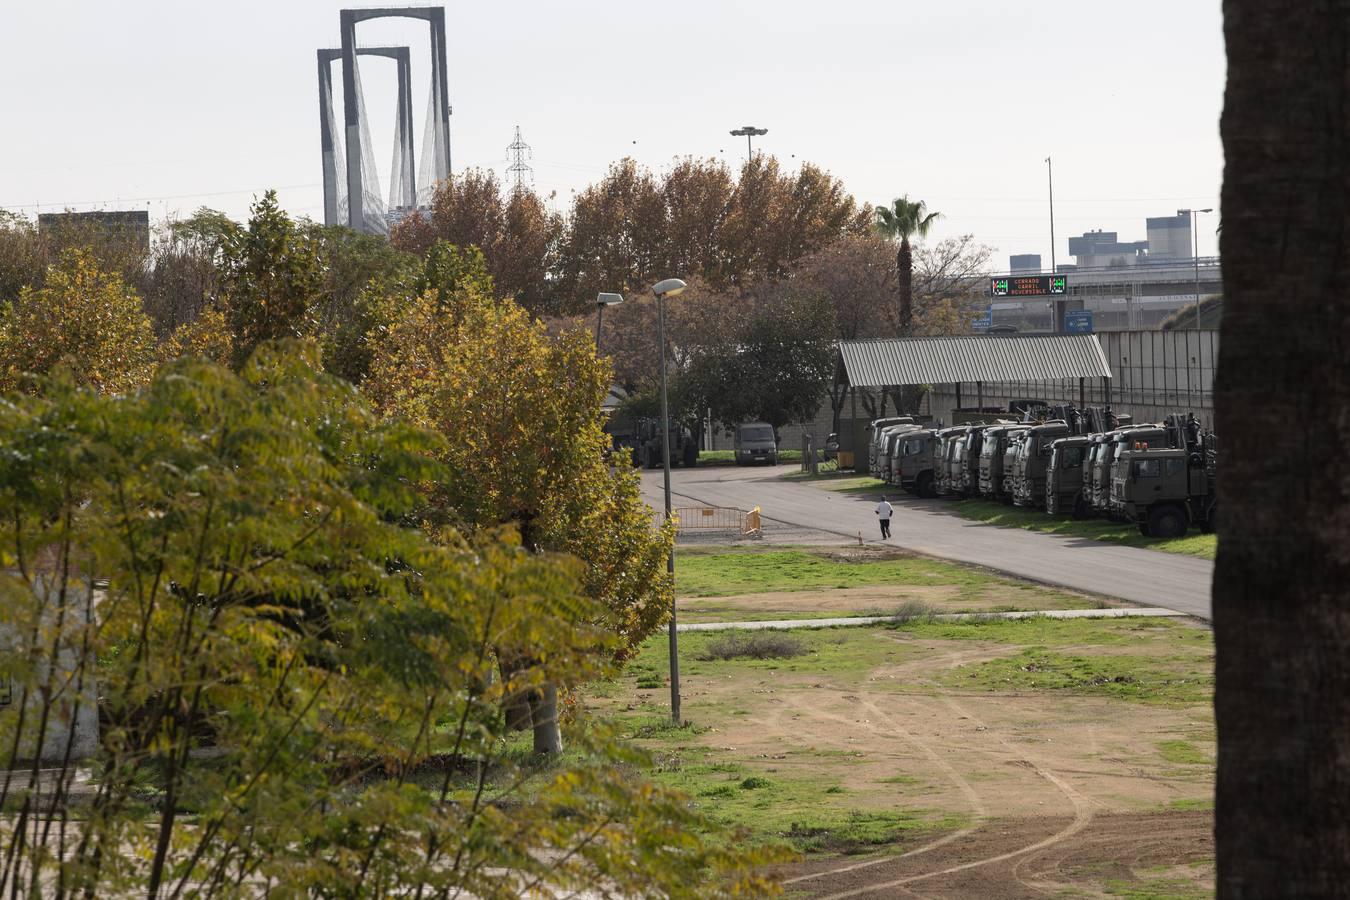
898, 238, 914, 336
1215, 1, 1350, 894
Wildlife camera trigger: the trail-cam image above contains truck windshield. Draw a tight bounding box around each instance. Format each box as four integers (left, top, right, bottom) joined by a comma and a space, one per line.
740, 426, 774, 442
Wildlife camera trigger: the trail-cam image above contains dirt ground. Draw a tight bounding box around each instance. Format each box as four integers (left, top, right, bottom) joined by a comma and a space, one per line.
605, 625, 1215, 898
678, 584, 1119, 624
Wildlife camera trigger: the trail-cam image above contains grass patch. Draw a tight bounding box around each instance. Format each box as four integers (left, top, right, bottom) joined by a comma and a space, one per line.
698, 632, 809, 661
943, 647, 1212, 706
698, 449, 800, 467
1167, 797, 1214, 811
675, 547, 1002, 597
1158, 740, 1210, 766
949, 499, 1216, 559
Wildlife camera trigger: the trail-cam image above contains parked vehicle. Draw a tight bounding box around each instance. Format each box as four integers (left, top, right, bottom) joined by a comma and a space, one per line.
878, 424, 921, 482
734, 422, 778, 466
1010, 421, 1071, 508
1114, 434, 1217, 537
1104, 425, 1170, 518
1044, 435, 1093, 516
896, 429, 941, 498
997, 428, 1031, 503
867, 417, 915, 477
936, 428, 968, 495
957, 424, 1000, 498
630, 417, 698, 469
977, 425, 1022, 500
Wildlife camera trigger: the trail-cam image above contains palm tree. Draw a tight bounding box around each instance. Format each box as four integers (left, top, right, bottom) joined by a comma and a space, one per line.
874, 196, 940, 336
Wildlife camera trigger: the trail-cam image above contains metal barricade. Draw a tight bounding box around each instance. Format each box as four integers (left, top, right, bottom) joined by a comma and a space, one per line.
672, 506, 762, 536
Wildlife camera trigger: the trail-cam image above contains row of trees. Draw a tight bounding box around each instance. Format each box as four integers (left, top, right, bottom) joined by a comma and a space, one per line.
0, 191, 802, 892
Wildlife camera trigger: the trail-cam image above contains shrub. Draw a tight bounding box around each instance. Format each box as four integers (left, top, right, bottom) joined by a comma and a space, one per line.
699, 632, 809, 661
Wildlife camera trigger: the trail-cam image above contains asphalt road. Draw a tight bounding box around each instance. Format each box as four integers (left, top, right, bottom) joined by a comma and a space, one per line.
640, 464, 1214, 620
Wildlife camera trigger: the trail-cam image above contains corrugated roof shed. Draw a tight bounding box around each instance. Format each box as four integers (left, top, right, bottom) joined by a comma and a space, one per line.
837, 334, 1113, 387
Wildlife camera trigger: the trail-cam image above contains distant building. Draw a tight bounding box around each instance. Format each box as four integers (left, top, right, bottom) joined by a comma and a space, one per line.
38, 210, 151, 252
1146, 214, 1193, 260
1067, 230, 1149, 268
1009, 253, 1042, 273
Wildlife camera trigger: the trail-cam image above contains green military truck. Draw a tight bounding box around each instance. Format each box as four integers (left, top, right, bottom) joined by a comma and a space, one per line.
1045, 435, 1093, 516
1010, 421, 1071, 508
1114, 442, 1217, 537
896, 429, 941, 497
977, 425, 1025, 500
997, 428, 1030, 503
868, 418, 917, 478
630, 417, 699, 469
936, 428, 969, 495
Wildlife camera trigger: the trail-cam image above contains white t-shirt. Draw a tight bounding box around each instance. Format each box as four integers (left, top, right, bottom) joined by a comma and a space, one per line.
876, 500, 893, 519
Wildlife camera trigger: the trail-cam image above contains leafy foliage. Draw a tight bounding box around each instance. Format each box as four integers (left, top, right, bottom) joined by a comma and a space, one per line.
365, 244, 676, 659
0, 343, 784, 897
0, 248, 157, 394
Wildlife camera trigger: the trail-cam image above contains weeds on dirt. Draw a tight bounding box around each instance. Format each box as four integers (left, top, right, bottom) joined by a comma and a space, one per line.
699, 632, 810, 661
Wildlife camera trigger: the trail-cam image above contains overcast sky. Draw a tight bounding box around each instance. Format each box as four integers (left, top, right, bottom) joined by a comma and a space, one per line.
1, 0, 1225, 267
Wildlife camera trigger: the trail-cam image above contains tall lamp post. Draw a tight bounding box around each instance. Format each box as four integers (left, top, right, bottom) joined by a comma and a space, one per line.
730, 125, 767, 160
595, 292, 623, 354
651, 277, 687, 723
1179, 207, 1213, 330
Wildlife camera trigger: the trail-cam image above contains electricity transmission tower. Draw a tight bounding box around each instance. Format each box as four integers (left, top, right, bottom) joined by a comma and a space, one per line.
506, 125, 533, 191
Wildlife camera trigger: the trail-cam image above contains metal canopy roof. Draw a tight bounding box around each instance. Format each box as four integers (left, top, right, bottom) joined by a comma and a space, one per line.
837, 334, 1113, 388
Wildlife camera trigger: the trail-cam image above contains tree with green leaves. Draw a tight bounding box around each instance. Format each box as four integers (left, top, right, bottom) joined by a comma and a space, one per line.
364, 243, 676, 754
0, 248, 158, 394
874, 196, 941, 337
0, 342, 782, 897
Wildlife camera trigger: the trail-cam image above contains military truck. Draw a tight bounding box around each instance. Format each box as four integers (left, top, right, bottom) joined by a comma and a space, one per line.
1010, 421, 1071, 508
895, 429, 941, 497
1044, 435, 1093, 516
877, 424, 921, 481
1114, 436, 1217, 537
956, 424, 1001, 498
1103, 425, 1172, 519
868, 418, 916, 477
977, 425, 1026, 500
936, 428, 968, 495
997, 429, 1031, 503
630, 417, 699, 469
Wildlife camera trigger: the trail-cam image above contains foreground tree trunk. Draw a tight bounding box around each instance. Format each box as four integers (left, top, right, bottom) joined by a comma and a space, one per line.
1216, 1, 1350, 894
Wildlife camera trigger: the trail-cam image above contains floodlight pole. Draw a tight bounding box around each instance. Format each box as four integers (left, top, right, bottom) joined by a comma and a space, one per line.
730, 125, 768, 160
652, 278, 686, 724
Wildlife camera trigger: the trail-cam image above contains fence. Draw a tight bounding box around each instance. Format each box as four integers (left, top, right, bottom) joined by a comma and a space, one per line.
673, 506, 761, 536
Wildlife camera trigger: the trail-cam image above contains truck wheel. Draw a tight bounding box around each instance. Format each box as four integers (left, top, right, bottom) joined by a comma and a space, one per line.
1147, 505, 1188, 539
1138, 523, 1152, 536
1071, 493, 1088, 520
917, 472, 935, 499
1201, 503, 1218, 534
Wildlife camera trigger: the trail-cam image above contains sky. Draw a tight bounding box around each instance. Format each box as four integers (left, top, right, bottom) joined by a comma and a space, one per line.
0, 0, 1226, 267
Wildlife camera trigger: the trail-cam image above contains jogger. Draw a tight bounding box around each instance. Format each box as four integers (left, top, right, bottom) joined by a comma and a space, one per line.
875, 496, 893, 539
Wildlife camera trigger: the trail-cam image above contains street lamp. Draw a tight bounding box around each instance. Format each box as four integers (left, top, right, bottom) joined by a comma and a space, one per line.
652, 276, 687, 723
595, 292, 623, 354
1179, 208, 1214, 330
729, 125, 767, 160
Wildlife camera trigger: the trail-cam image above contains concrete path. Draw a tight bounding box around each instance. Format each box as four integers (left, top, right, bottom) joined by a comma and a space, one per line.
679, 606, 1189, 632
641, 465, 1214, 620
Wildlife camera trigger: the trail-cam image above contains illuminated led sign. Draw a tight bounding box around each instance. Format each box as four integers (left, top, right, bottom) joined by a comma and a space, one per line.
991, 275, 1068, 297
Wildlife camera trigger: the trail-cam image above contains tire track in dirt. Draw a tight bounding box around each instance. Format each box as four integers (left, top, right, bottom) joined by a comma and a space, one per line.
799, 695, 1094, 899
776, 696, 990, 890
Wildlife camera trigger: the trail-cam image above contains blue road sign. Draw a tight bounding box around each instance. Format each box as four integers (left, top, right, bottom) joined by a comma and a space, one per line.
1064, 309, 1094, 334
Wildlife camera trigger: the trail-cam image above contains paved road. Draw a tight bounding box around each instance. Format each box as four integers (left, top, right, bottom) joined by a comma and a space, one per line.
640, 465, 1214, 620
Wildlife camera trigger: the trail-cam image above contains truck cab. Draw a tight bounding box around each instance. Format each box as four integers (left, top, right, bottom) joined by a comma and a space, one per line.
997, 428, 1030, 503
977, 425, 1020, 500
896, 429, 941, 497
1105, 426, 1169, 518
869, 418, 915, 477
878, 424, 920, 483
1011, 421, 1070, 508
938, 429, 968, 496
1045, 435, 1092, 516
1114, 446, 1216, 537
